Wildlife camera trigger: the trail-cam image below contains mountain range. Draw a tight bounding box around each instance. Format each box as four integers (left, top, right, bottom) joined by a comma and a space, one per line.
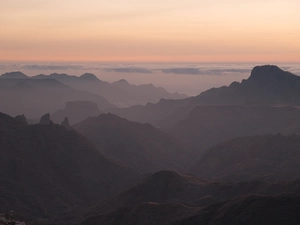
12, 71, 187, 107
0, 74, 114, 118
108, 65, 300, 127
2, 65, 300, 224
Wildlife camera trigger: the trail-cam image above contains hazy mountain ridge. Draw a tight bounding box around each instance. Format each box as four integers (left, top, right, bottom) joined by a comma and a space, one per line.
0, 75, 115, 118
169, 105, 300, 152
51, 101, 101, 124
191, 134, 300, 182
30, 72, 188, 107
73, 113, 196, 173
108, 65, 300, 127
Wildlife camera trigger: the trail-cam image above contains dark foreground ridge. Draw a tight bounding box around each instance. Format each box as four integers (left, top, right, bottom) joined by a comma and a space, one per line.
0, 112, 140, 224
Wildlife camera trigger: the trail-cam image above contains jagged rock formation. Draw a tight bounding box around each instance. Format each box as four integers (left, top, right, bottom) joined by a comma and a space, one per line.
61, 117, 72, 130
14, 114, 27, 124
39, 113, 53, 125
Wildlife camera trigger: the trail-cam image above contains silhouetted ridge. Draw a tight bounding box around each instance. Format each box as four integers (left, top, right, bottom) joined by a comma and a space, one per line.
0, 71, 28, 79
80, 73, 100, 81
248, 65, 296, 82
14, 114, 27, 124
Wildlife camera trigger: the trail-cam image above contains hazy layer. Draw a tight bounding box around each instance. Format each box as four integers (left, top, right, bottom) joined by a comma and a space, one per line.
1, 62, 300, 95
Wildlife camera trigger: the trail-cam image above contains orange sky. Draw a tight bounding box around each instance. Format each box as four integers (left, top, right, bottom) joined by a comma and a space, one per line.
1, 0, 300, 62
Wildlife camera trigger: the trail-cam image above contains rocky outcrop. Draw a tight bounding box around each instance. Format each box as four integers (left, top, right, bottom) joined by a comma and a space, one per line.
61, 117, 72, 130
39, 113, 53, 125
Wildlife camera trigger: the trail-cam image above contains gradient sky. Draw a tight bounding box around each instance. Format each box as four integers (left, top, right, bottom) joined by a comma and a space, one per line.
1, 0, 300, 62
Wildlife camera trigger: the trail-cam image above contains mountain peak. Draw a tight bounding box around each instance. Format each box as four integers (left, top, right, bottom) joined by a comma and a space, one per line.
248, 65, 296, 82
80, 73, 99, 81
1, 71, 28, 79
114, 79, 129, 85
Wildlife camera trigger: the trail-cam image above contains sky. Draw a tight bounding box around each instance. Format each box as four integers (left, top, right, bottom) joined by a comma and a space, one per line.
1, 0, 300, 62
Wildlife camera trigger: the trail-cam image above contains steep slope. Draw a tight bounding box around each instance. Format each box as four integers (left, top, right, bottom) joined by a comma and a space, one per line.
73, 114, 194, 173
170, 105, 300, 152
32, 73, 187, 107
0, 112, 140, 223
51, 101, 101, 124
76, 171, 300, 225
0, 78, 114, 118
108, 65, 300, 127
191, 134, 300, 182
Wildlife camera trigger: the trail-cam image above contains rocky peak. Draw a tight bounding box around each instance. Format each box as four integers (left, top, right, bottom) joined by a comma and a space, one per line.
61, 117, 72, 130
248, 65, 296, 83
39, 113, 53, 125
14, 114, 27, 124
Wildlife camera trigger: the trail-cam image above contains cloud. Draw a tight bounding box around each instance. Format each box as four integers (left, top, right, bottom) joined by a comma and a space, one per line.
160, 68, 251, 75
105, 67, 152, 74
22, 64, 84, 70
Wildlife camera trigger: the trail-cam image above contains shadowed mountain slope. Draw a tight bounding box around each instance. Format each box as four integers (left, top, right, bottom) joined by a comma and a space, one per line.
76, 171, 300, 225
74, 114, 195, 173
191, 134, 300, 182
82, 196, 300, 225
169, 105, 300, 152
0, 112, 140, 223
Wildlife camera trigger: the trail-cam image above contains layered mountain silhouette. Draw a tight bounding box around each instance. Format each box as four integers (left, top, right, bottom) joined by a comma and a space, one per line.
0, 75, 114, 118
191, 134, 300, 182
0, 112, 140, 223
169, 105, 300, 152
51, 101, 101, 124
2, 65, 300, 225
31, 72, 187, 107
109, 65, 300, 127
74, 113, 195, 173
74, 170, 300, 225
